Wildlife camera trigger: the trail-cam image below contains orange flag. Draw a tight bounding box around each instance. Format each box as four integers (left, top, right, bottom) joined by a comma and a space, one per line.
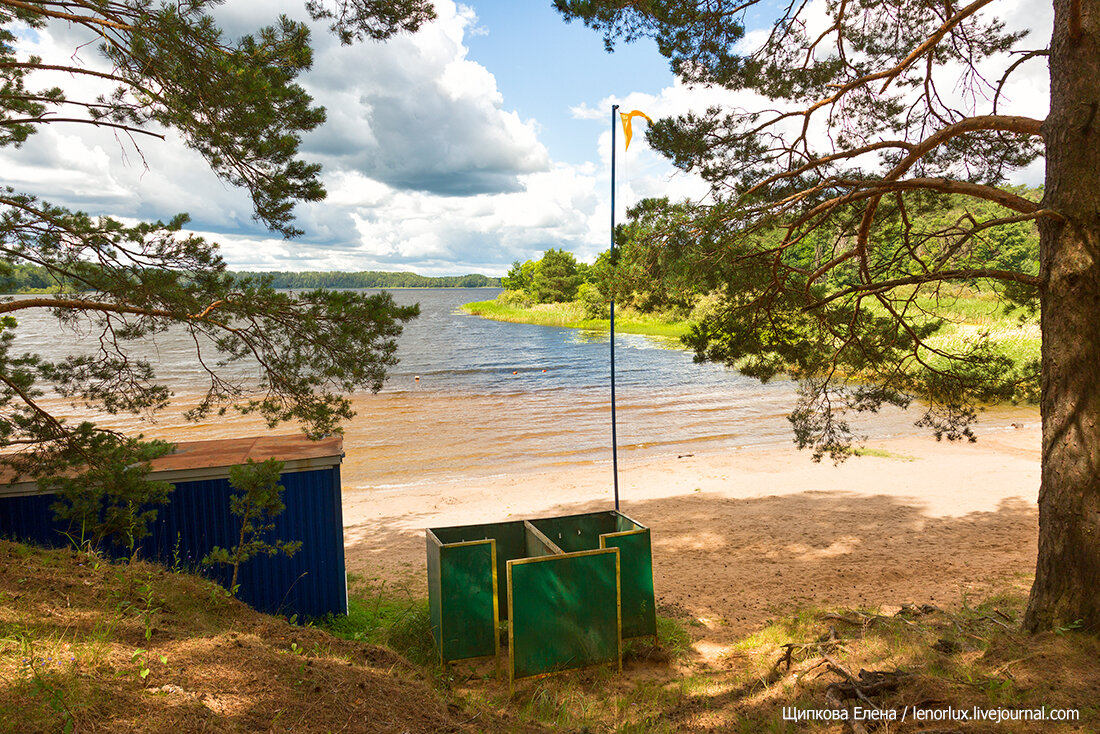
619, 109, 653, 150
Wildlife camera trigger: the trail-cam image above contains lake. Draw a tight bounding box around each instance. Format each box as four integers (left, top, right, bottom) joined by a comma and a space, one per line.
10, 288, 1032, 489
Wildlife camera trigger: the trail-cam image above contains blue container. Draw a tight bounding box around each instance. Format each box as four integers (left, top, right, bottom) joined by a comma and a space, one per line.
0, 435, 348, 620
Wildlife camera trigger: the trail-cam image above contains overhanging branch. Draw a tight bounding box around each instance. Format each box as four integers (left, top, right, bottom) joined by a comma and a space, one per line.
2, 117, 165, 139
0, 0, 137, 30
805, 268, 1044, 311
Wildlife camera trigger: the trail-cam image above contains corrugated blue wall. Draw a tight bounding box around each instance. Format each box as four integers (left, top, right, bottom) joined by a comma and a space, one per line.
0, 465, 347, 620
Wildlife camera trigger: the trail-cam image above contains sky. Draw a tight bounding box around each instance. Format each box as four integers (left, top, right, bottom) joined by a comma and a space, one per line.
6, 0, 1052, 276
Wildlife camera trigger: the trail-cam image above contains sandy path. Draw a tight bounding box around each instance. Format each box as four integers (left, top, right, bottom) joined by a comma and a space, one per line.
342, 421, 1041, 646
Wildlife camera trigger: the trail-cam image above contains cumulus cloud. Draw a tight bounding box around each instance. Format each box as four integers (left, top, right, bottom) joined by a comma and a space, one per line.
0, 0, 567, 272
0, 0, 1052, 276
301, 1, 550, 196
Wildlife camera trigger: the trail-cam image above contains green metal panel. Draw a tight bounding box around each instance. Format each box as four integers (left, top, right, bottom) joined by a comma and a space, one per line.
508, 548, 621, 682
530, 511, 655, 641
429, 510, 655, 675
523, 521, 563, 557
601, 530, 657, 639
615, 513, 638, 533
530, 512, 619, 552
437, 539, 497, 663
432, 520, 525, 619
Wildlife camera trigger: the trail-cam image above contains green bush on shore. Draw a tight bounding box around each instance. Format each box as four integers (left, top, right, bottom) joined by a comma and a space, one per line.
461, 293, 690, 338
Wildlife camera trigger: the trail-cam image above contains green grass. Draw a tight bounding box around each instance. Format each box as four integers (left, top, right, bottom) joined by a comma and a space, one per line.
688, 593, 1096, 732
10, 541, 1092, 733
460, 298, 691, 338
868, 286, 1041, 366
319, 574, 436, 667
852, 447, 918, 461
656, 616, 694, 658
446, 589, 1100, 732
463, 287, 1042, 369
0, 540, 494, 733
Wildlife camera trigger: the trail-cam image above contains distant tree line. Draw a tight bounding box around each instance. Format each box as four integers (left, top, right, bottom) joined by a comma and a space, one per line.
0, 263, 64, 293
0, 265, 500, 293
230, 271, 501, 289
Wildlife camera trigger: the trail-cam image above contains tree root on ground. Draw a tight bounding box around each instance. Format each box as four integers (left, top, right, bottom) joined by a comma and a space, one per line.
760, 603, 1024, 732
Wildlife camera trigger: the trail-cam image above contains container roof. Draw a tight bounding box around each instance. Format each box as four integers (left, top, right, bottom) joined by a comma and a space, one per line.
151, 434, 343, 474
0, 434, 343, 496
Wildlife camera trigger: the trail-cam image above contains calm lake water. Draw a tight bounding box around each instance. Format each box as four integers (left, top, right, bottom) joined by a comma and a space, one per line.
11, 288, 1033, 488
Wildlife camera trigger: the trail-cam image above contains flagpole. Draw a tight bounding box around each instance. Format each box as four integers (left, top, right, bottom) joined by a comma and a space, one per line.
610, 103, 620, 511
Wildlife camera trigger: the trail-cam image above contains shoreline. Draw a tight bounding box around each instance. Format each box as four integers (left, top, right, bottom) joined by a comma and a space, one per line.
460, 297, 691, 337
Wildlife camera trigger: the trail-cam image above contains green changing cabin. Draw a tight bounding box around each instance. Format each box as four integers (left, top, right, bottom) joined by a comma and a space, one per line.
426, 510, 656, 683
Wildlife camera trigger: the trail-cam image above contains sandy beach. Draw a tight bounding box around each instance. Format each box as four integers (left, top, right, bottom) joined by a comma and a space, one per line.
343, 419, 1041, 650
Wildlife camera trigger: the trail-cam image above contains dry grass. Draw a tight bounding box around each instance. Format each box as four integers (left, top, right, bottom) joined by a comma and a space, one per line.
4, 539, 1098, 733
0, 540, 528, 734
448, 591, 1099, 733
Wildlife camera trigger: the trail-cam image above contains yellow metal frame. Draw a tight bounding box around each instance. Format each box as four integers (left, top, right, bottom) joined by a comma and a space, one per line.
507, 546, 622, 688
523, 520, 564, 555
430, 510, 653, 685
432, 535, 499, 667
612, 510, 649, 531
600, 528, 646, 542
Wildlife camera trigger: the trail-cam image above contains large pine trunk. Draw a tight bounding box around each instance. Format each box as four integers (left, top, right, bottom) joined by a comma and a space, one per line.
1023, 0, 1100, 632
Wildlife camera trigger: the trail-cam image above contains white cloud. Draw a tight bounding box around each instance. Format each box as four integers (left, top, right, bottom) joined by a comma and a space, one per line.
0, 0, 580, 273
0, 0, 1052, 278
299, 0, 549, 196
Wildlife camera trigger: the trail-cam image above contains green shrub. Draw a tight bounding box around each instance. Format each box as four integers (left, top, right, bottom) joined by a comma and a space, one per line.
577, 282, 608, 319
496, 289, 533, 307
201, 458, 300, 596
530, 248, 582, 303
46, 436, 175, 558
689, 291, 727, 324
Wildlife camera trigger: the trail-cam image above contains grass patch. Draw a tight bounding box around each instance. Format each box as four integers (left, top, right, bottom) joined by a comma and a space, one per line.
319, 574, 436, 667
463, 286, 1042, 374
461, 298, 691, 338
450, 590, 1098, 733
656, 616, 693, 659
868, 285, 1041, 368
852, 447, 918, 461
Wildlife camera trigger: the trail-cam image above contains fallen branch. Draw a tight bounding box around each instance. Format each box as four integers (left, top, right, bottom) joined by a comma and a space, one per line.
771, 627, 842, 675
822, 653, 888, 710
823, 611, 897, 628
990, 655, 1034, 679
976, 614, 1014, 631
824, 686, 871, 734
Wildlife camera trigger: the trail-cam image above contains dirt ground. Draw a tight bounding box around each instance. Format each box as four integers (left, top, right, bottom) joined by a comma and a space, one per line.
343, 422, 1042, 655
0, 541, 521, 734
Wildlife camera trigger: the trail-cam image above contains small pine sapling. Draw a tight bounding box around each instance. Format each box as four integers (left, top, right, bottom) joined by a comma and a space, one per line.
46, 435, 175, 559
203, 458, 302, 595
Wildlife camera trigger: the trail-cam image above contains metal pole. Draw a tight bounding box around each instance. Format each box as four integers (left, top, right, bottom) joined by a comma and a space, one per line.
610, 104, 620, 511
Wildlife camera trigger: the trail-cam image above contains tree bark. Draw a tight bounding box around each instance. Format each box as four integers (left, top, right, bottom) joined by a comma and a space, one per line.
1024, 0, 1100, 632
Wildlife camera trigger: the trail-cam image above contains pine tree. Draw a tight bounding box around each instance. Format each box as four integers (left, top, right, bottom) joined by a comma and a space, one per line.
0, 1, 431, 499
555, 0, 1090, 632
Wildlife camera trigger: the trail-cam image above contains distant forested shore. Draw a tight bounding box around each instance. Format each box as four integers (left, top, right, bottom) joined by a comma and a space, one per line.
229, 271, 501, 289
0, 265, 500, 294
